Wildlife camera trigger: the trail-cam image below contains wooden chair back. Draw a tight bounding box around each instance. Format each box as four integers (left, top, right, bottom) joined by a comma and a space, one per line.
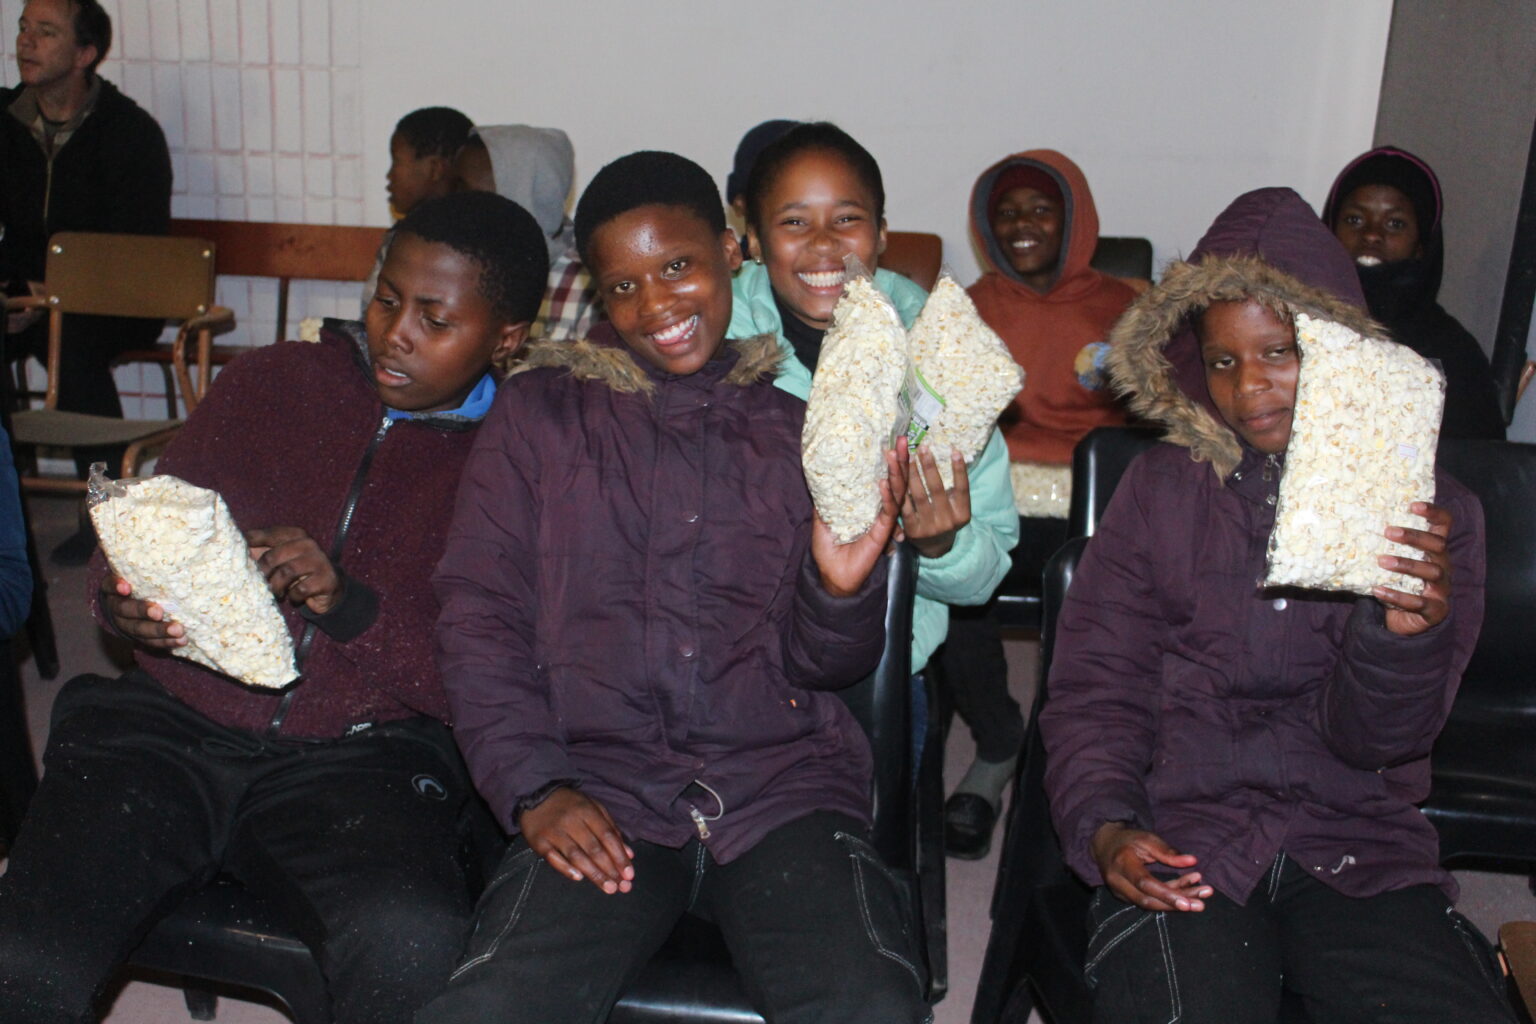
883, 231, 943, 291
44, 233, 216, 321
40, 233, 223, 411
169, 220, 387, 344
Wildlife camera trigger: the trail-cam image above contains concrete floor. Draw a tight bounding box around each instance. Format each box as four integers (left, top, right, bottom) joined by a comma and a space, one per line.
4, 491, 1531, 1023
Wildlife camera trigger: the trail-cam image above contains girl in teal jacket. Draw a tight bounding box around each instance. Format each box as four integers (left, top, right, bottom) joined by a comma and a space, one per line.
728, 123, 1017, 680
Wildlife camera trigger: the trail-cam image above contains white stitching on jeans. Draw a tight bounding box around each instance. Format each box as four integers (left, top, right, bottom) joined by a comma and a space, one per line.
1085, 911, 1156, 975
1267, 853, 1285, 901
1155, 913, 1182, 1023
449, 847, 539, 980
1087, 901, 1138, 945
686, 840, 707, 910
835, 830, 923, 988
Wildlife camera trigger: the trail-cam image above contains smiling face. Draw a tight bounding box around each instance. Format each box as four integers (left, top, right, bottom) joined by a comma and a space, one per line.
16, 0, 93, 91
364, 233, 526, 412
747, 148, 887, 331
1333, 184, 1423, 267
588, 203, 742, 376
991, 185, 1064, 291
1198, 299, 1300, 456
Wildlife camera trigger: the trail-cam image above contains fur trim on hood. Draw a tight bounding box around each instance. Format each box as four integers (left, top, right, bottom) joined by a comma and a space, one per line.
1106, 188, 1380, 480
510, 332, 784, 396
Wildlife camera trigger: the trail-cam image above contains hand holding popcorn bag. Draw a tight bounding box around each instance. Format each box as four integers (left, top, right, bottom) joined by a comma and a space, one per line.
89, 465, 300, 688
802, 255, 910, 543
1263, 313, 1446, 596
904, 269, 1025, 489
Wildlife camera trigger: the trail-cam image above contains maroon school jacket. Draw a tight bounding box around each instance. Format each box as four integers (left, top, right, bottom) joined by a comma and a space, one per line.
1040, 189, 1486, 904
433, 328, 889, 863
89, 324, 483, 738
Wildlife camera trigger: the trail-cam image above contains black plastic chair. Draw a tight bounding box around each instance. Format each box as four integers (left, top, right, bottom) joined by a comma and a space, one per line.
971, 539, 1092, 1024
122, 544, 938, 1023
992, 424, 1159, 631
1089, 237, 1154, 283
1421, 440, 1536, 875
1064, 426, 1161, 537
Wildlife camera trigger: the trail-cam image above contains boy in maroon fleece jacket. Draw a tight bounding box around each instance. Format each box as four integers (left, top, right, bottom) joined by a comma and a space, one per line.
0, 192, 548, 1024
420, 152, 933, 1024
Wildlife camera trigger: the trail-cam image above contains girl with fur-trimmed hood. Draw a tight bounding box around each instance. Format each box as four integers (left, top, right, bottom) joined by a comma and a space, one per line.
1039, 187, 1511, 1024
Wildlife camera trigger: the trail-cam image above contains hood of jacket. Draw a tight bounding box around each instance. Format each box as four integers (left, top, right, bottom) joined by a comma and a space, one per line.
1322, 145, 1446, 323
969, 148, 1102, 302
473, 124, 575, 257
1106, 186, 1378, 480
513, 322, 784, 397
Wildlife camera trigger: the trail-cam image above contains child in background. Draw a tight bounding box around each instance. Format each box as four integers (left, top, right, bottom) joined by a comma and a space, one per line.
1041, 186, 1511, 1024
387, 107, 475, 217
361, 105, 475, 311
420, 151, 930, 1024
724, 118, 800, 256
454, 124, 600, 342
1324, 146, 1504, 440
0, 192, 549, 1024
730, 122, 1018, 763
940, 150, 1142, 858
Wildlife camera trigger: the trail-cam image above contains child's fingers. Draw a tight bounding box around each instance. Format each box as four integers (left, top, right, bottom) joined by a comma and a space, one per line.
1376, 552, 1447, 587
1136, 834, 1199, 869
1385, 523, 1449, 558
1408, 500, 1452, 536
540, 847, 585, 884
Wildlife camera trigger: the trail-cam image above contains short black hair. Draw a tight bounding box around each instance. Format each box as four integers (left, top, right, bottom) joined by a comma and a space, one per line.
69, 0, 111, 73
393, 107, 475, 161
744, 122, 885, 234
573, 151, 726, 269
393, 192, 549, 324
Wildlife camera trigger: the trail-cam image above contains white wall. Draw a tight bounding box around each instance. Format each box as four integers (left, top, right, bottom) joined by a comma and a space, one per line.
2, 0, 1392, 356
359, 0, 1392, 284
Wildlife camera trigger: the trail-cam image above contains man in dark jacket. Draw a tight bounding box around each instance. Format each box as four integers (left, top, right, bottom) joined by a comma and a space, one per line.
1040, 188, 1513, 1024
2, 0, 173, 560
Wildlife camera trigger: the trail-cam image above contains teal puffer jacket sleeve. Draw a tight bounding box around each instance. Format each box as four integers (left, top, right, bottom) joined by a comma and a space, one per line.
731, 262, 1018, 672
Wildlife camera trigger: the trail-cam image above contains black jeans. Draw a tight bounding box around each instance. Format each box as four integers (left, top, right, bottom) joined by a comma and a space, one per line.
1084, 855, 1515, 1024
937, 599, 1023, 762
0, 672, 499, 1024
417, 811, 933, 1024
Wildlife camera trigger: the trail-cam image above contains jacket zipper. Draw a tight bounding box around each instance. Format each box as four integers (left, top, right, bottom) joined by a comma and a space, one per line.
265, 415, 394, 737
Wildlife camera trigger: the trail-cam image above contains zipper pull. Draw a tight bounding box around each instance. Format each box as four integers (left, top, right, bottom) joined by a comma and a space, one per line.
689, 807, 712, 840
1262, 454, 1277, 482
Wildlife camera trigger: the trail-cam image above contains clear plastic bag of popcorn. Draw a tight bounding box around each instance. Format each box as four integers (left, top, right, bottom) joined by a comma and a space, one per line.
905, 269, 1024, 488
1263, 314, 1445, 596
88, 465, 299, 689
802, 255, 909, 543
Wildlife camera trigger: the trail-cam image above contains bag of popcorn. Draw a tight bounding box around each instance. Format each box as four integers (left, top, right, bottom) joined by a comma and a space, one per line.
802, 256, 910, 543
1262, 313, 1445, 596
89, 466, 300, 688
904, 269, 1024, 489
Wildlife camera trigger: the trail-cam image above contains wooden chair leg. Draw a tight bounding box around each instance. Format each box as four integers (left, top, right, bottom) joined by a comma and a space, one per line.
1500, 922, 1536, 1017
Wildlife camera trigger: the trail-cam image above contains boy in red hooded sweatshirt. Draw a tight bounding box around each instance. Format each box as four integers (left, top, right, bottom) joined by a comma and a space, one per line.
939, 151, 1140, 858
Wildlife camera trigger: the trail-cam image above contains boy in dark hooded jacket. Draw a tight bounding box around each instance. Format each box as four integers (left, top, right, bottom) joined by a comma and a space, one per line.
1325, 145, 1504, 440
1040, 187, 1512, 1023
421, 152, 932, 1024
